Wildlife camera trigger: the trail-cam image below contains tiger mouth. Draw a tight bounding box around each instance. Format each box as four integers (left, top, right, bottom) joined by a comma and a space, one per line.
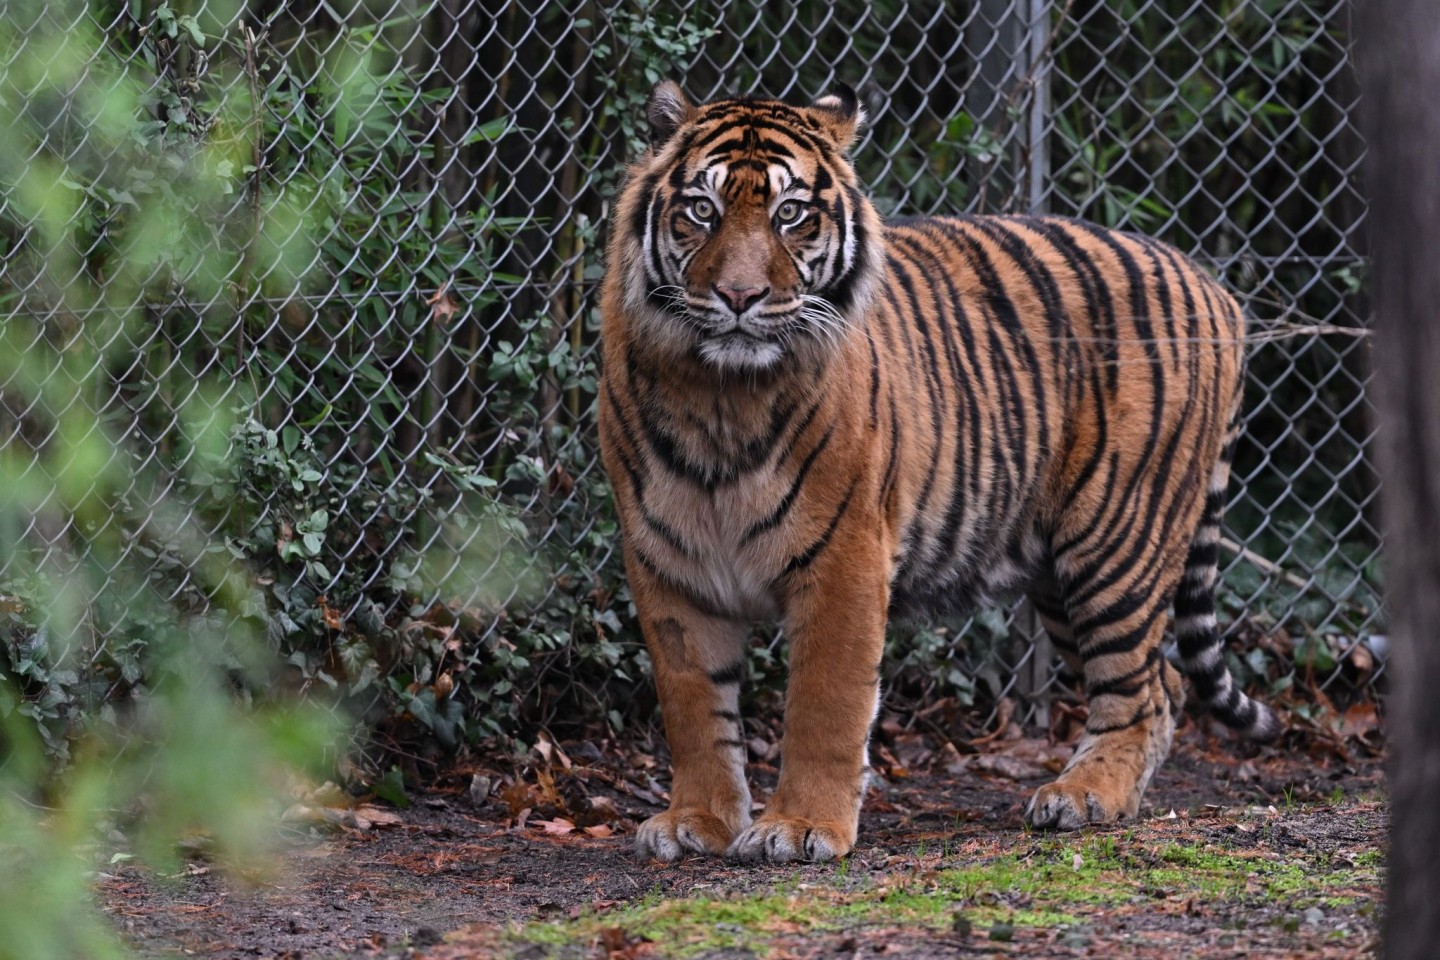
700, 319, 787, 345
693, 324, 791, 370
712, 327, 776, 342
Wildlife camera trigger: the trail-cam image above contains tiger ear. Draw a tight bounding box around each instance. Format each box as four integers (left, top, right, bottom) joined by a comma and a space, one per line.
810, 83, 866, 151
646, 80, 696, 147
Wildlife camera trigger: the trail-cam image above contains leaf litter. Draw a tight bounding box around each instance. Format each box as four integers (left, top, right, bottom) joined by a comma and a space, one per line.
96, 710, 1386, 959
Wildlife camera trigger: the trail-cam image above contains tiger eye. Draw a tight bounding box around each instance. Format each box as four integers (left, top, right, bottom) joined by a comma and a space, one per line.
691, 198, 715, 221
776, 200, 802, 224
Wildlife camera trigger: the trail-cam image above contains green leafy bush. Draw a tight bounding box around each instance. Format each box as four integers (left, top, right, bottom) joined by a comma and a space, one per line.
1, 0, 1377, 813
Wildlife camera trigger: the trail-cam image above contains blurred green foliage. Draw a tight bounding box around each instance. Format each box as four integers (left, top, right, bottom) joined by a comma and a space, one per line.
0, 3, 345, 954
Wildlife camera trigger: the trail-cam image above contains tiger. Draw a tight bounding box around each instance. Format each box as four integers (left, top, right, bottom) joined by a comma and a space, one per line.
597, 80, 1280, 864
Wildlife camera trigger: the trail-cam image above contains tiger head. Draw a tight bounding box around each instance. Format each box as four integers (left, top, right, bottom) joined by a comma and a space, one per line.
607, 81, 884, 373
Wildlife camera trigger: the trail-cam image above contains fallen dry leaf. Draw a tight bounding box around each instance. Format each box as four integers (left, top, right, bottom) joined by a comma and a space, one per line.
587, 795, 620, 818
1348, 642, 1375, 677
535, 732, 573, 771
317, 596, 343, 631
500, 780, 532, 816
969, 698, 1017, 747
966, 753, 1043, 780
1339, 702, 1380, 739
597, 925, 655, 959
949, 737, 1073, 780
352, 804, 404, 830
531, 817, 577, 836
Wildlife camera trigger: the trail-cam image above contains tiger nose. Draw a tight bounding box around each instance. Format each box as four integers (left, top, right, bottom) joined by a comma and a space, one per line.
713, 283, 769, 314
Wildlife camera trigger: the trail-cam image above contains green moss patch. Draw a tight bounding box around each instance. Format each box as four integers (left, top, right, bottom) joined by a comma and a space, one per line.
493, 826, 1381, 958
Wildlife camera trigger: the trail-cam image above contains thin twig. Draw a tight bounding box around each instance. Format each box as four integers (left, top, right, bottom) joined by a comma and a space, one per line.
1219, 536, 1373, 621
1220, 536, 1316, 595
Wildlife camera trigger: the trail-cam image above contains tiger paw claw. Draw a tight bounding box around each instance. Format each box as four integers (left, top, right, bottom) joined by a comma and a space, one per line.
729, 816, 852, 863
635, 808, 738, 861
1025, 781, 1134, 831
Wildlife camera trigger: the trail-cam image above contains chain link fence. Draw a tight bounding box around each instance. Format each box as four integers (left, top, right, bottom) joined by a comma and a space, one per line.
0, 0, 1378, 749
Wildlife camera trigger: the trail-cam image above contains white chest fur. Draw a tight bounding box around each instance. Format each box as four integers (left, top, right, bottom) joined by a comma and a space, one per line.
633, 466, 794, 621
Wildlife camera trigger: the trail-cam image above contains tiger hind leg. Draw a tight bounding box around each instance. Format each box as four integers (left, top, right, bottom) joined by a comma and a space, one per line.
1024, 552, 1186, 830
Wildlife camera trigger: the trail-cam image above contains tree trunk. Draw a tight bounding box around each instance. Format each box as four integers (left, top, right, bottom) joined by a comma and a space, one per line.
1356, 3, 1440, 956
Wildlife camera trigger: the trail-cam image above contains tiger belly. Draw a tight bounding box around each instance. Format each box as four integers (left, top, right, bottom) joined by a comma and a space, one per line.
889, 522, 1048, 619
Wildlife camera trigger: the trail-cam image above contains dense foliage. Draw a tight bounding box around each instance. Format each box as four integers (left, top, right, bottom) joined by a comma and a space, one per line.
1, 0, 1377, 789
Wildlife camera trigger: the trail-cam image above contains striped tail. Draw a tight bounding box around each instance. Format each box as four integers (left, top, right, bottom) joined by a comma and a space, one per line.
1173, 406, 1282, 741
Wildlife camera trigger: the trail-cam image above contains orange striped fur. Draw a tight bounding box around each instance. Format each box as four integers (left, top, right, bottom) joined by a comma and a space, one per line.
598, 82, 1279, 863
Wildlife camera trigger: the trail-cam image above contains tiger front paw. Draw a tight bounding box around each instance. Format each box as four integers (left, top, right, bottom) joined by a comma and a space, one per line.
635, 808, 739, 862
728, 814, 854, 863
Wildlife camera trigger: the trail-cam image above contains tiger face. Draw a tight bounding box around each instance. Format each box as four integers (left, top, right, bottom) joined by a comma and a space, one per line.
616, 81, 883, 372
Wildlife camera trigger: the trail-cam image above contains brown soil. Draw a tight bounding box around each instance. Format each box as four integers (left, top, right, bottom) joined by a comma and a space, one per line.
98, 726, 1386, 960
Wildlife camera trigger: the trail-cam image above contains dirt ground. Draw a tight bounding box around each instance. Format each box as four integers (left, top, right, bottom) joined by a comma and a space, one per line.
98, 722, 1386, 960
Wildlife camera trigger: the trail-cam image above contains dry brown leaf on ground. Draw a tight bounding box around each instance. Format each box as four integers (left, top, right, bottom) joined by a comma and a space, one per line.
499, 780, 533, 816
535, 732, 573, 771
280, 802, 403, 832
587, 795, 620, 819
280, 804, 347, 829
294, 780, 352, 807
889, 731, 931, 768
968, 698, 1018, 747
1338, 702, 1380, 740
531, 817, 577, 836
533, 766, 565, 808
950, 738, 1073, 780
352, 804, 404, 830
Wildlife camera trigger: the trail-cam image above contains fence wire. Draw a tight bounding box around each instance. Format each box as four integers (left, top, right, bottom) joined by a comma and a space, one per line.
0, 0, 1379, 739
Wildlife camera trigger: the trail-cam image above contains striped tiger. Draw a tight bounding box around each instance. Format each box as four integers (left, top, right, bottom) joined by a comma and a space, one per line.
597, 81, 1279, 864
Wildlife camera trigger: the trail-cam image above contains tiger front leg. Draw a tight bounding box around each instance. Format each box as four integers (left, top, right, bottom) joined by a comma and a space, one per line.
730, 538, 888, 863
631, 572, 754, 861
1024, 583, 1185, 830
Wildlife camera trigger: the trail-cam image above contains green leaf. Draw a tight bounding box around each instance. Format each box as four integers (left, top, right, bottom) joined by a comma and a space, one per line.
372, 766, 411, 808
462, 117, 513, 145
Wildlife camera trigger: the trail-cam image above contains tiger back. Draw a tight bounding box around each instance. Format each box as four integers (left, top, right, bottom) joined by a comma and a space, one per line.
598, 81, 1279, 863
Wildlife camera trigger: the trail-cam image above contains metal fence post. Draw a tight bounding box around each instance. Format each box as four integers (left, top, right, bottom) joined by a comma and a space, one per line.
1026, 0, 1050, 215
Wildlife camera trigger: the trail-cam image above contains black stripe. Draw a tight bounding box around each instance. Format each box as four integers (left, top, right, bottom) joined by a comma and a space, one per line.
884, 253, 946, 550
867, 333, 881, 428
1185, 542, 1221, 569
1085, 646, 1160, 698
825, 187, 869, 314
630, 548, 733, 621
708, 662, 744, 686
629, 170, 663, 243
774, 397, 825, 471
887, 229, 987, 574
878, 386, 902, 510
1086, 698, 1152, 735
783, 476, 860, 576
741, 426, 834, 545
